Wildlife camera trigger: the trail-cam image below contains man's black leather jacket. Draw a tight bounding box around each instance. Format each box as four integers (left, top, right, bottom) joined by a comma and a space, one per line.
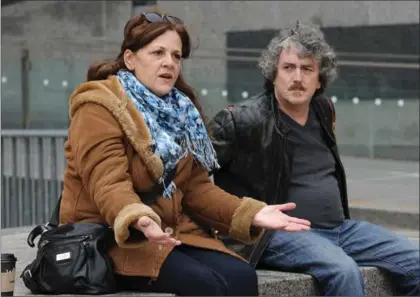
208, 89, 350, 267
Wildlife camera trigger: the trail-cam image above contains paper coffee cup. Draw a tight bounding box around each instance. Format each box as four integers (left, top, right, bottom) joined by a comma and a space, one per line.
1, 253, 17, 296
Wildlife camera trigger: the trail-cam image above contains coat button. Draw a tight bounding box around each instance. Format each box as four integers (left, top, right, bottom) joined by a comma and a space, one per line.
164, 227, 174, 235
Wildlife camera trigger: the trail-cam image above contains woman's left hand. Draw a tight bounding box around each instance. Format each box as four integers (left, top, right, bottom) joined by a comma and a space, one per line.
252, 202, 311, 232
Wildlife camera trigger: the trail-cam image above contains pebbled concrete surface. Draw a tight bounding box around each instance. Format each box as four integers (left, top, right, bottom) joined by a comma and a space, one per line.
1, 226, 401, 296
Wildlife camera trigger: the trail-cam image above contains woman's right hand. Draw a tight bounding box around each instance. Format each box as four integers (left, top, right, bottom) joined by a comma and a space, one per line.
133, 216, 181, 247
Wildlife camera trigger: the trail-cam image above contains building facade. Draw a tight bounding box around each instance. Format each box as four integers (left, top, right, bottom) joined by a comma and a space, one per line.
1, 0, 419, 159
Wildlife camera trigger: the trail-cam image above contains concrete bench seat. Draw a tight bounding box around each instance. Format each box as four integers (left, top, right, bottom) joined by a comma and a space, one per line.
3, 226, 394, 296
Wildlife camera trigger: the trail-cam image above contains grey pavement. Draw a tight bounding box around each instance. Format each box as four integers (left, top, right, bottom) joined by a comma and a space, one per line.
343, 156, 419, 213
342, 156, 419, 231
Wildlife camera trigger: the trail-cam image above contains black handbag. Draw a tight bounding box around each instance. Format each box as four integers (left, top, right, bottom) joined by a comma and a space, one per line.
20, 196, 117, 295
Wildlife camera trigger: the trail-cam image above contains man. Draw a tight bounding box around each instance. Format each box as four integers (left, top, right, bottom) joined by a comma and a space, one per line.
209, 21, 419, 296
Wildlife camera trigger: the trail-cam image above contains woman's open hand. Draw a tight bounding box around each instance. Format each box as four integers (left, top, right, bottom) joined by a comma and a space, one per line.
252, 203, 311, 232
133, 216, 181, 247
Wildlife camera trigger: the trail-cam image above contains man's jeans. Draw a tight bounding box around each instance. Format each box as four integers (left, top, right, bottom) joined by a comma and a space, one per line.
260, 220, 419, 296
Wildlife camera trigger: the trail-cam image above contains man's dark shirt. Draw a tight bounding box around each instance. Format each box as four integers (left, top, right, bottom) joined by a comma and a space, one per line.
281, 107, 345, 229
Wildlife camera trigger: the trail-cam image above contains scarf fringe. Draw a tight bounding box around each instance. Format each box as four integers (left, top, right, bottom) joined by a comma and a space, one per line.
160, 138, 220, 199
183, 137, 220, 171
160, 177, 178, 199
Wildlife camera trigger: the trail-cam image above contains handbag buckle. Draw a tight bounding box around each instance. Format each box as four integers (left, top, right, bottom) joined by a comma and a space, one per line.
27, 224, 51, 248
24, 269, 32, 279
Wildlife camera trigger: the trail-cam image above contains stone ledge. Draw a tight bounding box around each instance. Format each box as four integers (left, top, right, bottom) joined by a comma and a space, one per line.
12, 267, 395, 296
257, 267, 394, 296
3, 227, 395, 296
349, 206, 419, 230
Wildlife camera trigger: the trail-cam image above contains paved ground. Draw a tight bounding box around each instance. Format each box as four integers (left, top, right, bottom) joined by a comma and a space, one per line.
3, 154, 419, 295
389, 228, 419, 246
1, 155, 417, 296
0, 226, 397, 296
342, 156, 419, 213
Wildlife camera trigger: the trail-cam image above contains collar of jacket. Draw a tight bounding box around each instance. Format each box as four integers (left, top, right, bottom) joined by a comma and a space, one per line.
68, 75, 164, 182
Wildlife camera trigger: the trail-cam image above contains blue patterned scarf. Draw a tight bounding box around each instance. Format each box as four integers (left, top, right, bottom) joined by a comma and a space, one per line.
117, 70, 219, 198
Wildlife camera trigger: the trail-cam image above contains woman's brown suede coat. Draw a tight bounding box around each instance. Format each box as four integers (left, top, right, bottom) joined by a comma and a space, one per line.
60, 75, 267, 279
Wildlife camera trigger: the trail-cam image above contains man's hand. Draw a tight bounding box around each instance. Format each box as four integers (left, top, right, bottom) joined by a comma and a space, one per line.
252, 203, 311, 232
133, 216, 181, 247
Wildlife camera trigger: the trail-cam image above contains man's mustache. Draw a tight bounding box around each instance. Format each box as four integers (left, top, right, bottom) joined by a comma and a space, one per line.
289, 84, 305, 91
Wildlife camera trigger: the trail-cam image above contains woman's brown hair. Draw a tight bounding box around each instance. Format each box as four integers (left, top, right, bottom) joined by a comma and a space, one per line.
86, 14, 206, 121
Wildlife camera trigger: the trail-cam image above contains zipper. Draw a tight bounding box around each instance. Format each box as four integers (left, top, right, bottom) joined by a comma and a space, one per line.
271, 95, 290, 205
82, 240, 93, 257
273, 135, 289, 204
43, 233, 93, 241
332, 149, 350, 218
319, 120, 350, 219
249, 132, 288, 265
38, 234, 93, 252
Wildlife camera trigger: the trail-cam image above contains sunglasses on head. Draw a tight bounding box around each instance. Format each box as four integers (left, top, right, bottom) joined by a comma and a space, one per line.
142, 12, 183, 24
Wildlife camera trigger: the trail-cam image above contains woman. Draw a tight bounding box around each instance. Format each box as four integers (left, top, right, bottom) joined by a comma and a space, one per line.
60, 12, 311, 296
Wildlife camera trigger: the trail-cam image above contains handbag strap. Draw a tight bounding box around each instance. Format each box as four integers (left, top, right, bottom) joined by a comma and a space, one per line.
27, 195, 61, 248
48, 195, 62, 228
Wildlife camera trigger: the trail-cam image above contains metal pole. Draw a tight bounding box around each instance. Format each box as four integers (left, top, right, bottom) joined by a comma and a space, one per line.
21, 48, 30, 129
368, 104, 374, 159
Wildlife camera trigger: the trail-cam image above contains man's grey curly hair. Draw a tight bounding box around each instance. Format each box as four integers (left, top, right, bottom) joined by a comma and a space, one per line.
258, 20, 337, 94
